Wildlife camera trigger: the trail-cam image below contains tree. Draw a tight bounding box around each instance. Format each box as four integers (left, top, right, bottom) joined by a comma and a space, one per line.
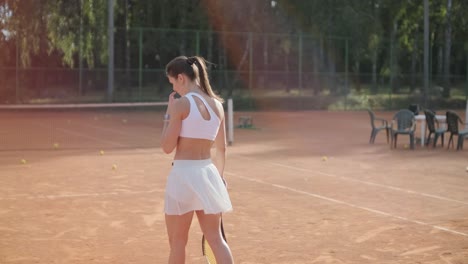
443, 0, 452, 98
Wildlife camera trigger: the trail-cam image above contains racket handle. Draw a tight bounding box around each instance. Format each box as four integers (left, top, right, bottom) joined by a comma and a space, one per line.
222, 178, 227, 188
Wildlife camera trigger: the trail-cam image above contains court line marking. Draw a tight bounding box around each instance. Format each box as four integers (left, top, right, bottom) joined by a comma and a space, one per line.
273, 162, 468, 206
34, 120, 161, 148
34, 121, 127, 147
0, 102, 168, 109
271, 162, 468, 205
0, 238, 84, 242
0, 189, 164, 201
75, 122, 157, 141
234, 156, 468, 206
56, 126, 130, 147
226, 171, 468, 238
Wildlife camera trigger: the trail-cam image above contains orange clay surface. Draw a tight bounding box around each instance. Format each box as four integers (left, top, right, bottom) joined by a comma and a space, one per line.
0, 109, 467, 264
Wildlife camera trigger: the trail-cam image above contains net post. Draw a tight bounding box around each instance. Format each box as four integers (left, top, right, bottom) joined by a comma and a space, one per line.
227, 98, 234, 146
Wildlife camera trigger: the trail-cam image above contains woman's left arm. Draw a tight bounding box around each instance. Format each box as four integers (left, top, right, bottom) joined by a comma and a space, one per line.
213, 102, 227, 179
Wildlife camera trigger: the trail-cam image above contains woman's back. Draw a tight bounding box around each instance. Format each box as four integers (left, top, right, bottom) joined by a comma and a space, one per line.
174, 92, 224, 160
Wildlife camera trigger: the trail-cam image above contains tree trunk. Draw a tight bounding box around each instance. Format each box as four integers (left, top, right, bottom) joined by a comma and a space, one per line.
437, 43, 443, 84
423, 0, 430, 107
207, 28, 213, 62
371, 49, 378, 94
259, 35, 268, 90
216, 28, 227, 89
371, 0, 378, 94
410, 41, 417, 93
354, 61, 361, 92
285, 52, 290, 93
390, 22, 398, 93
443, 0, 452, 98
178, 1, 188, 55
222, 32, 229, 95
228, 35, 250, 97
327, 42, 337, 94
326, 1, 335, 94
124, 0, 132, 98
159, 0, 167, 27
313, 39, 320, 95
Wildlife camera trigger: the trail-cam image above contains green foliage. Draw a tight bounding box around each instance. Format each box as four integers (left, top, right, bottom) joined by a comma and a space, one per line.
0, 0, 467, 106
46, 0, 108, 68
230, 92, 466, 112
1, 0, 467, 71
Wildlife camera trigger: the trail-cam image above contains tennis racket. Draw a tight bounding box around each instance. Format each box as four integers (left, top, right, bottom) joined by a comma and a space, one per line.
202, 217, 227, 264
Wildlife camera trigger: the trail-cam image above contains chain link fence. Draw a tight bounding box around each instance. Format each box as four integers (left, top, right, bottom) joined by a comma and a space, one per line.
1, 28, 467, 110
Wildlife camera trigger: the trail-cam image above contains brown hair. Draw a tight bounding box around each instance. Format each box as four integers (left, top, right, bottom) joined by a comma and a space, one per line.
166, 56, 223, 102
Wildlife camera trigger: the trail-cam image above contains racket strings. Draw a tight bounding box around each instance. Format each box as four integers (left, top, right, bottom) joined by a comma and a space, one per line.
202, 218, 226, 264
202, 237, 217, 263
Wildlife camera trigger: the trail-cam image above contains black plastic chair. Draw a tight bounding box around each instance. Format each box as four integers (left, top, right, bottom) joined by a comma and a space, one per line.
424, 109, 446, 147
408, 104, 420, 115
367, 109, 389, 144
446, 111, 468, 150
390, 109, 416, 149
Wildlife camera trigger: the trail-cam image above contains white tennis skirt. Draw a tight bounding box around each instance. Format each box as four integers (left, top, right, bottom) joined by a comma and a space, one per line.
164, 159, 233, 215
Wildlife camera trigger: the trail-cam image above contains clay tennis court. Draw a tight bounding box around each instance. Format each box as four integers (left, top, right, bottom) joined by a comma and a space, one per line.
1, 108, 467, 263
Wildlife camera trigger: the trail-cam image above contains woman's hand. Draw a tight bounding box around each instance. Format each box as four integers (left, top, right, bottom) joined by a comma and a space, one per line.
166, 92, 178, 115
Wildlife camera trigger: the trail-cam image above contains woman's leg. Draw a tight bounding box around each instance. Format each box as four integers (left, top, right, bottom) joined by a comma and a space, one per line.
165, 211, 194, 264
196, 210, 234, 264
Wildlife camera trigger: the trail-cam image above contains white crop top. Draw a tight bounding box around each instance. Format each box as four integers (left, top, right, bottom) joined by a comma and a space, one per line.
179, 92, 221, 140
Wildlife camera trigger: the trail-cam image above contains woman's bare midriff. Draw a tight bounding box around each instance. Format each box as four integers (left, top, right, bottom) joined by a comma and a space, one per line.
173, 137, 214, 160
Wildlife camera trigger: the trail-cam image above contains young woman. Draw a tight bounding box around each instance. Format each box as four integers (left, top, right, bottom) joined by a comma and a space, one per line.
161, 56, 234, 264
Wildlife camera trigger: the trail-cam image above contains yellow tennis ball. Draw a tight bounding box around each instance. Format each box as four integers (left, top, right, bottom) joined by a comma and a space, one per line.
20, 159, 27, 164
53, 143, 59, 149
403, 144, 409, 149
100, 150, 105, 155
322, 156, 328, 161
112, 164, 117, 170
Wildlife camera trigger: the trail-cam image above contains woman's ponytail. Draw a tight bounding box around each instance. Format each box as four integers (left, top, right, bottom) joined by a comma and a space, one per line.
190, 56, 224, 103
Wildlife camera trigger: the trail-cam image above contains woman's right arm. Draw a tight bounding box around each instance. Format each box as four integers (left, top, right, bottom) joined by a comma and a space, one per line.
160, 92, 183, 154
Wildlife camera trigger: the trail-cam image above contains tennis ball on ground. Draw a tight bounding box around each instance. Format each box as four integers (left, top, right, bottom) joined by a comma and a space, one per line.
53, 143, 59, 149
112, 164, 117, 170
322, 156, 328, 161
403, 144, 409, 149
100, 150, 105, 155
20, 159, 27, 164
